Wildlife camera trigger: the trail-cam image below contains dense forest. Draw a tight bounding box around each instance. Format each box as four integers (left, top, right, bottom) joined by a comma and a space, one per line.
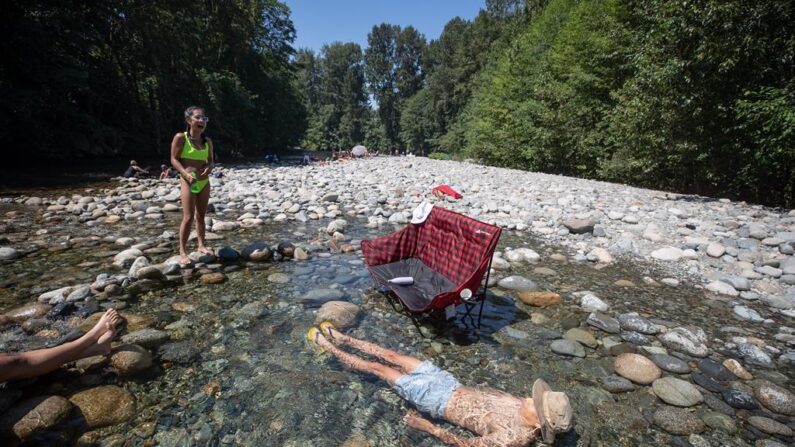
2, 0, 793, 206
1, 0, 304, 162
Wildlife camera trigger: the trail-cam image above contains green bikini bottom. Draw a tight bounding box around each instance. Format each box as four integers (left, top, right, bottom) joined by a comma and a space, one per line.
187, 173, 209, 194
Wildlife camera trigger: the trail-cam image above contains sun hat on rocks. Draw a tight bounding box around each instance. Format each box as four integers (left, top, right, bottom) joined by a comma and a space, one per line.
411, 201, 433, 224
532, 379, 574, 443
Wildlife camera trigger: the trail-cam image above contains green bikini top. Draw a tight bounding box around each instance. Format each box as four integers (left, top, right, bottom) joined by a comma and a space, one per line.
181, 132, 209, 161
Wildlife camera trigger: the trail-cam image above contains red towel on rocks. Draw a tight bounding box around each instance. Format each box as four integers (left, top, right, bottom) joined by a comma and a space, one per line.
432, 185, 463, 200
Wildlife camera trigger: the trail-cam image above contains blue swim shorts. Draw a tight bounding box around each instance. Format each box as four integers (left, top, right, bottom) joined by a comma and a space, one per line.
393, 361, 461, 419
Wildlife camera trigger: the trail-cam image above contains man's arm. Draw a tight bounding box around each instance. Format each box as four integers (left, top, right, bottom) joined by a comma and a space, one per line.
404, 411, 535, 447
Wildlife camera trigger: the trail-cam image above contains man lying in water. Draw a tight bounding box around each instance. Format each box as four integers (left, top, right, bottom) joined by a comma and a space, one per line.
308, 322, 574, 446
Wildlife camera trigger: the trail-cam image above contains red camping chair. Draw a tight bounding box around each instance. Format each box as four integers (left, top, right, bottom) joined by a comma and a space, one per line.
362, 206, 502, 330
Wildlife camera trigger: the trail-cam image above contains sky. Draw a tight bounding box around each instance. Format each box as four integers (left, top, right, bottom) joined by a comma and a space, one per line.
284, 0, 486, 52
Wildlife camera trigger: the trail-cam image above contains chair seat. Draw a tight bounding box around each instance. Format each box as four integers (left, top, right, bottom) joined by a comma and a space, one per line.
369, 258, 457, 312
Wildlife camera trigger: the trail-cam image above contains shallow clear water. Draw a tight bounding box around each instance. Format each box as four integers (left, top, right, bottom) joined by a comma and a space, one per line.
0, 192, 792, 446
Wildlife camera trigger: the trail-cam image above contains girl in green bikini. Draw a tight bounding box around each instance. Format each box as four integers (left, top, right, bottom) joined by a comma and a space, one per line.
170, 106, 215, 265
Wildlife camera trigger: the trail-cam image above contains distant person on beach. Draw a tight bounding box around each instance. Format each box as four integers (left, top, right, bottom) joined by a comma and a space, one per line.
170, 105, 215, 266
0, 309, 122, 383
301, 154, 312, 166
307, 322, 574, 446
123, 160, 149, 178
159, 164, 175, 180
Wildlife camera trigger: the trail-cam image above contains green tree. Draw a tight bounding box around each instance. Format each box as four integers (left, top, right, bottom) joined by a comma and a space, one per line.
365, 24, 426, 149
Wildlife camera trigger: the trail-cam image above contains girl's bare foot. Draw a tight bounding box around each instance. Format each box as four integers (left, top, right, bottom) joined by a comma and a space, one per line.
179, 253, 192, 267
81, 322, 117, 357
197, 246, 215, 256
85, 309, 120, 341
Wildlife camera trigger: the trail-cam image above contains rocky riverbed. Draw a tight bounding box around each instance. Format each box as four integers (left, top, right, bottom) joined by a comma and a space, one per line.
0, 156, 793, 446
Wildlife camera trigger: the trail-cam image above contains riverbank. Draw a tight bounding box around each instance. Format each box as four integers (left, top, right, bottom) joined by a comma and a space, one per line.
0, 157, 793, 446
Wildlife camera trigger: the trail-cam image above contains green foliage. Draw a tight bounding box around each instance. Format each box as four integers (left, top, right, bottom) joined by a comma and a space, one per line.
457, 0, 794, 206
364, 24, 426, 149
298, 42, 369, 150
602, 0, 795, 205
0, 0, 304, 162
428, 151, 450, 160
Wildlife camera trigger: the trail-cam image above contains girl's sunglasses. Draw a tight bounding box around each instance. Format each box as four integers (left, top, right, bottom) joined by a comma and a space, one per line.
192, 115, 210, 122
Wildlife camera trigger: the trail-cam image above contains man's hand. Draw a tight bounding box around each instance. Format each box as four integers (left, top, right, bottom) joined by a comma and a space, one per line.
404, 410, 435, 432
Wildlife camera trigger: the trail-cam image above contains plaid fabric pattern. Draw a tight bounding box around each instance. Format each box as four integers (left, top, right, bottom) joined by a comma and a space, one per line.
362, 206, 502, 311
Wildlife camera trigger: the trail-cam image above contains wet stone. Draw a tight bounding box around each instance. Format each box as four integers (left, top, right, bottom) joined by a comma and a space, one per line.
158, 341, 200, 364
0, 395, 73, 441
737, 343, 774, 368
747, 416, 793, 437
702, 411, 737, 434
614, 353, 661, 384
218, 246, 240, 262
724, 358, 753, 380
587, 312, 620, 334
692, 372, 725, 393
550, 339, 586, 358
620, 331, 650, 346
698, 358, 738, 382
517, 291, 561, 307
267, 273, 290, 284
618, 312, 658, 335
660, 327, 709, 357
653, 405, 705, 435
564, 328, 597, 348
110, 344, 153, 376
120, 328, 169, 349
5, 303, 51, 323
315, 301, 361, 328
704, 392, 736, 416
650, 353, 691, 374
497, 276, 538, 291
69, 385, 135, 429
600, 376, 635, 393
722, 389, 758, 409
754, 381, 795, 416
652, 377, 704, 407
609, 343, 638, 356
200, 272, 227, 284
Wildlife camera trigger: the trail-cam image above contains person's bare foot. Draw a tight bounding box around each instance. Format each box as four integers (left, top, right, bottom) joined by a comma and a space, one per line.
197, 246, 215, 256
85, 309, 121, 341
179, 253, 192, 267
80, 322, 118, 357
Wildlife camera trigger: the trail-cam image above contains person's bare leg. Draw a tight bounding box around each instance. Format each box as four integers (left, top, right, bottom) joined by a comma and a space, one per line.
323, 326, 422, 375
0, 309, 121, 382
178, 180, 196, 264
314, 332, 403, 385
194, 183, 213, 255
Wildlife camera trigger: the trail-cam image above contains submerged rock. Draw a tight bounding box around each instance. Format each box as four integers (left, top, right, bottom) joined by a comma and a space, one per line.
69, 385, 135, 429
754, 381, 795, 416
614, 353, 661, 384
652, 377, 703, 407
0, 396, 73, 441
315, 301, 361, 328
653, 405, 705, 435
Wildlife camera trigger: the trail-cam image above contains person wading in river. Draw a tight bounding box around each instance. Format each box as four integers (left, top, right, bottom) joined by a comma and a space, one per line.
170, 106, 215, 266
307, 322, 574, 446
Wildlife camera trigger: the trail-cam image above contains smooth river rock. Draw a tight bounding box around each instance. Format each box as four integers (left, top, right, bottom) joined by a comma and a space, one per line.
653, 406, 705, 435
69, 385, 136, 429
614, 353, 661, 384
652, 377, 703, 407
0, 396, 73, 440
314, 301, 361, 328
754, 381, 795, 416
